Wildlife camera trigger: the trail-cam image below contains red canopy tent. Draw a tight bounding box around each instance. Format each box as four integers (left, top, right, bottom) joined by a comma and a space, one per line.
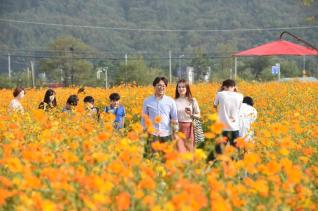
234, 40, 318, 56
233, 32, 318, 79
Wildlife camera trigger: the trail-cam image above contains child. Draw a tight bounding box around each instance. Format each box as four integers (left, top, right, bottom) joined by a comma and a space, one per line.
83, 96, 100, 120
62, 95, 79, 113
239, 96, 257, 142
105, 93, 125, 129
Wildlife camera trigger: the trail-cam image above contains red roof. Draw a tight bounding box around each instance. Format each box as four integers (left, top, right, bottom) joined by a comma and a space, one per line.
234, 40, 318, 56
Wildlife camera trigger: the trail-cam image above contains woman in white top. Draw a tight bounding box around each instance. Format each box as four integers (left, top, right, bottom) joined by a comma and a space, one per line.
9, 87, 25, 113
175, 79, 200, 152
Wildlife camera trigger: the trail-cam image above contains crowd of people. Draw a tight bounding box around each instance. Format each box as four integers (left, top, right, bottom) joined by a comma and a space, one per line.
8, 76, 257, 159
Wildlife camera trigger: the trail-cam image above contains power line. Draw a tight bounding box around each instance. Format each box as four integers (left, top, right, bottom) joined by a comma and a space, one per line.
1, 18, 318, 33
0, 47, 219, 56
0, 47, 168, 55
0, 47, 235, 57
0, 53, 232, 60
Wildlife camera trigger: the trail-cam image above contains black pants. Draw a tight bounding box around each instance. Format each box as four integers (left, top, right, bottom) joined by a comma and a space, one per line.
207, 130, 240, 162
215, 131, 240, 154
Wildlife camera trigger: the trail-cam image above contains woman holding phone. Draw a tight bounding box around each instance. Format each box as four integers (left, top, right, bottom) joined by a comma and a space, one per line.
175, 79, 200, 152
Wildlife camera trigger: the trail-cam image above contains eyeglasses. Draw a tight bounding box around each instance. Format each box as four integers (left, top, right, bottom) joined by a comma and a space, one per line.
156, 84, 166, 88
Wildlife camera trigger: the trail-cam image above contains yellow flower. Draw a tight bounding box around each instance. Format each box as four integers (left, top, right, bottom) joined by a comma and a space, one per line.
194, 149, 206, 160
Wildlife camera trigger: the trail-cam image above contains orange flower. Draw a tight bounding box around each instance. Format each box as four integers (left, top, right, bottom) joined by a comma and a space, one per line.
142, 114, 152, 127
286, 166, 302, 184
211, 122, 224, 134
98, 132, 111, 141
154, 115, 162, 124
234, 137, 246, 149
138, 176, 156, 190
0, 189, 17, 206
142, 195, 155, 207
0, 176, 12, 188
254, 179, 269, 197
151, 141, 166, 151
205, 132, 216, 139
116, 192, 131, 210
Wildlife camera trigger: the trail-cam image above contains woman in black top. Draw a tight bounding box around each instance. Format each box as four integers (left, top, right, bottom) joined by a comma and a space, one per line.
38, 89, 57, 111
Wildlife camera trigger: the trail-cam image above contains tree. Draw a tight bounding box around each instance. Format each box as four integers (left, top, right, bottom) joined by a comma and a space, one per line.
303, 0, 315, 6
243, 57, 273, 80
115, 57, 164, 86
39, 35, 93, 86
190, 49, 211, 82
280, 60, 302, 78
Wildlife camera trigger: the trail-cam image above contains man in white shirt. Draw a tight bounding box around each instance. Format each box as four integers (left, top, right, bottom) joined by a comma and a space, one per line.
213, 79, 243, 155
142, 76, 178, 157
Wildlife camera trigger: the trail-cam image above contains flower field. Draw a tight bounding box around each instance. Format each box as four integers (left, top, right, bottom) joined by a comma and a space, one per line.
0, 82, 317, 210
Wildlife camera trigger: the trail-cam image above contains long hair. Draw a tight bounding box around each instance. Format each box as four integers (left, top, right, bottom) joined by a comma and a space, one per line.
175, 79, 193, 101
43, 89, 57, 107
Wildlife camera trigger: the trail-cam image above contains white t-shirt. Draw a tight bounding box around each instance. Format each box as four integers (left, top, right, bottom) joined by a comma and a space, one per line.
214, 91, 243, 131
239, 103, 257, 140
9, 99, 24, 112
175, 97, 200, 122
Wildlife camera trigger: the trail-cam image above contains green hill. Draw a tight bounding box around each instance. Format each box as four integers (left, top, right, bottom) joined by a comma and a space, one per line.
0, 0, 317, 76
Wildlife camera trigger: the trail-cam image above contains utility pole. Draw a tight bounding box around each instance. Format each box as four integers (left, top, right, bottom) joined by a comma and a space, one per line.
8, 54, 11, 80
104, 67, 108, 89
70, 47, 74, 85
27, 67, 30, 87
303, 56, 306, 77
30, 61, 35, 88
60, 68, 64, 83
234, 57, 237, 80
125, 54, 128, 86
169, 50, 172, 83
178, 54, 184, 79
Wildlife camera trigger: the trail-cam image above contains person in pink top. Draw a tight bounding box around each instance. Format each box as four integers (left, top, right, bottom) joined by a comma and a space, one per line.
175, 79, 200, 152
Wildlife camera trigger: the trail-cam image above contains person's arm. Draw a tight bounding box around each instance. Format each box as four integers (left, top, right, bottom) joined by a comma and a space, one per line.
170, 101, 179, 137
192, 98, 201, 119
141, 100, 148, 129
251, 108, 257, 123
213, 93, 219, 111
121, 107, 126, 127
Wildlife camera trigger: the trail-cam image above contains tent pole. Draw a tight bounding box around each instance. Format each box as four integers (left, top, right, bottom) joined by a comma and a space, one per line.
303, 56, 306, 77
234, 56, 237, 80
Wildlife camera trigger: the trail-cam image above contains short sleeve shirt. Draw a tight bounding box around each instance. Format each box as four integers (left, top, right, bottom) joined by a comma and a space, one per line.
214, 91, 243, 131
105, 105, 125, 128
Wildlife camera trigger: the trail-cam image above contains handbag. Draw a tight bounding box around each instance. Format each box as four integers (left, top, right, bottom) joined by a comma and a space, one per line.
191, 100, 205, 144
